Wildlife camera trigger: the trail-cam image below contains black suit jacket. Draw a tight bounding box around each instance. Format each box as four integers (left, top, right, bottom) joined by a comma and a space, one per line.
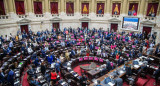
41, 65, 46, 75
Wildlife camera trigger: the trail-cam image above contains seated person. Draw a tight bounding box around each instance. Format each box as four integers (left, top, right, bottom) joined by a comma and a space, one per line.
27, 46, 33, 54
80, 74, 89, 86
125, 64, 132, 76
30, 77, 41, 86
153, 66, 160, 85
51, 70, 57, 85
95, 80, 103, 86
77, 48, 82, 56
65, 50, 70, 61
60, 54, 65, 63
27, 66, 35, 77
117, 57, 124, 66
113, 75, 123, 86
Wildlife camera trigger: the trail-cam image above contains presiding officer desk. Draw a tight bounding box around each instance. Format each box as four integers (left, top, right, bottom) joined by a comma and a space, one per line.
89, 57, 148, 86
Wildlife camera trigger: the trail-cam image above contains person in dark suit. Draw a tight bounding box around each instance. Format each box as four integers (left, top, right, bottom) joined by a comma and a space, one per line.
55, 61, 61, 73
7, 69, 14, 86
41, 62, 46, 75
27, 66, 35, 77
117, 57, 124, 66
0, 69, 5, 84
90, 43, 95, 51
80, 74, 88, 86
125, 65, 132, 76
71, 49, 76, 58
114, 75, 123, 86
30, 77, 41, 86
106, 60, 112, 72
153, 66, 160, 85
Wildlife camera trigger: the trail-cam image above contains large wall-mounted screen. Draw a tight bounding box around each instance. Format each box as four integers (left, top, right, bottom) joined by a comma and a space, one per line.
122, 17, 139, 30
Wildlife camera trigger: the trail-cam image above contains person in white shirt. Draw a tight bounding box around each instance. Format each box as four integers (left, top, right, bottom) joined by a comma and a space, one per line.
19, 34, 22, 40
27, 46, 33, 54
77, 48, 81, 56
60, 54, 65, 63
97, 47, 101, 55
44, 46, 49, 51
150, 42, 154, 48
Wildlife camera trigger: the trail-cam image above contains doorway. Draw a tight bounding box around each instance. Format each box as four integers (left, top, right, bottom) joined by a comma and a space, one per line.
110, 23, 118, 32
20, 25, 28, 34
82, 22, 88, 29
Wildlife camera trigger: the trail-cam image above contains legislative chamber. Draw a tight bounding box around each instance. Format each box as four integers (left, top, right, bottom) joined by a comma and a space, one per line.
0, 0, 160, 86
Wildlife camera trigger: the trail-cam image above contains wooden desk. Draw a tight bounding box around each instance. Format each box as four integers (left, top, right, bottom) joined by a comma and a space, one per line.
89, 61, 134, 86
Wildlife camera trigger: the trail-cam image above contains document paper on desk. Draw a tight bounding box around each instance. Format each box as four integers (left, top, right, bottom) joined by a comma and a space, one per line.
134, 65, 140, 69
108, 82, 114, 86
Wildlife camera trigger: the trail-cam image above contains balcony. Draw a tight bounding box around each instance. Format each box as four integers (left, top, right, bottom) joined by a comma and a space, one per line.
96, 14, 104, 17
82, 14, 89, 17
35, 14, 44, 17
144, 16, 156, 21
0, 15, 9, 19
52, 14, 59, 17
18, 15, 27, 18
67, 14, 74, 16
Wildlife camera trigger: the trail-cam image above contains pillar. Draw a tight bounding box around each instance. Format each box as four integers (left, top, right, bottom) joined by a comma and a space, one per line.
91, 0, 95, 13
139, 0, 145, 15
122, 0, 127, 14
106, 0, 110, 13
44, 0, 49, 12
27, 0, 32, 13
7, 0, 14, 12
76, 0, 80, 12
60, 0, 64, 12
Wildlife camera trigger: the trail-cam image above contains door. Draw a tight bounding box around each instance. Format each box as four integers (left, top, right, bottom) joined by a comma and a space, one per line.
52, 23, 59, 29
20, 25, 28, 34
110, 23, 118, 32
82, 22, 88, 29
143, 26, 152, 39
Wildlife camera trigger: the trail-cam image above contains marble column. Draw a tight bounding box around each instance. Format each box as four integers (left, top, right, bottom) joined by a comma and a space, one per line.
122, 0, 127, 14
139, 0, 145, 15
91, 0, 95, 13
76, 0, 80, 12
7, 0, 14, 12
60, 0, 64, 12
27, 0, 32, 13
106, 0, 110, 13
44, 0, 49, 12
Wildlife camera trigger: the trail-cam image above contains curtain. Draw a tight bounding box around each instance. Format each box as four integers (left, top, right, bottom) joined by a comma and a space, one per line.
146, 3, 158, 16
129, 3, 138, 16
82, 3, 89, 14
112, 3, 121, 15
66, 2, 74, 14
111, 24, 118, 32
0, 0, 5, 15
34, 2, 42, 14
82, 22, 88, 29
15, 1, 25, 15
53, 23, 59, 29
97, 3, 104, 14
51, 2, 58, 14
21, 25, 28, 34
143, 26, 151, 35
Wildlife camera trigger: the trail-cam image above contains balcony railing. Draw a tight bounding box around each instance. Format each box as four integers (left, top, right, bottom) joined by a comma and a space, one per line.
96, 14, 104, 17
82, 14, 89, 16
35, 14, 44, 17
145, 16, 156, 20
52, 14, 59, 17
112, 15, 119, 18
67, 14, 74, 16
18, 15, 27, 18
0, 15, 9, 19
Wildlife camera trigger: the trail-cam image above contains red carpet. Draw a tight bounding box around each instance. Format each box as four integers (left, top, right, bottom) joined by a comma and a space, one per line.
73, 64, 99, 76
145, 78, 160, 86
22, 73, 29, 86
136, 77, 148, 86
